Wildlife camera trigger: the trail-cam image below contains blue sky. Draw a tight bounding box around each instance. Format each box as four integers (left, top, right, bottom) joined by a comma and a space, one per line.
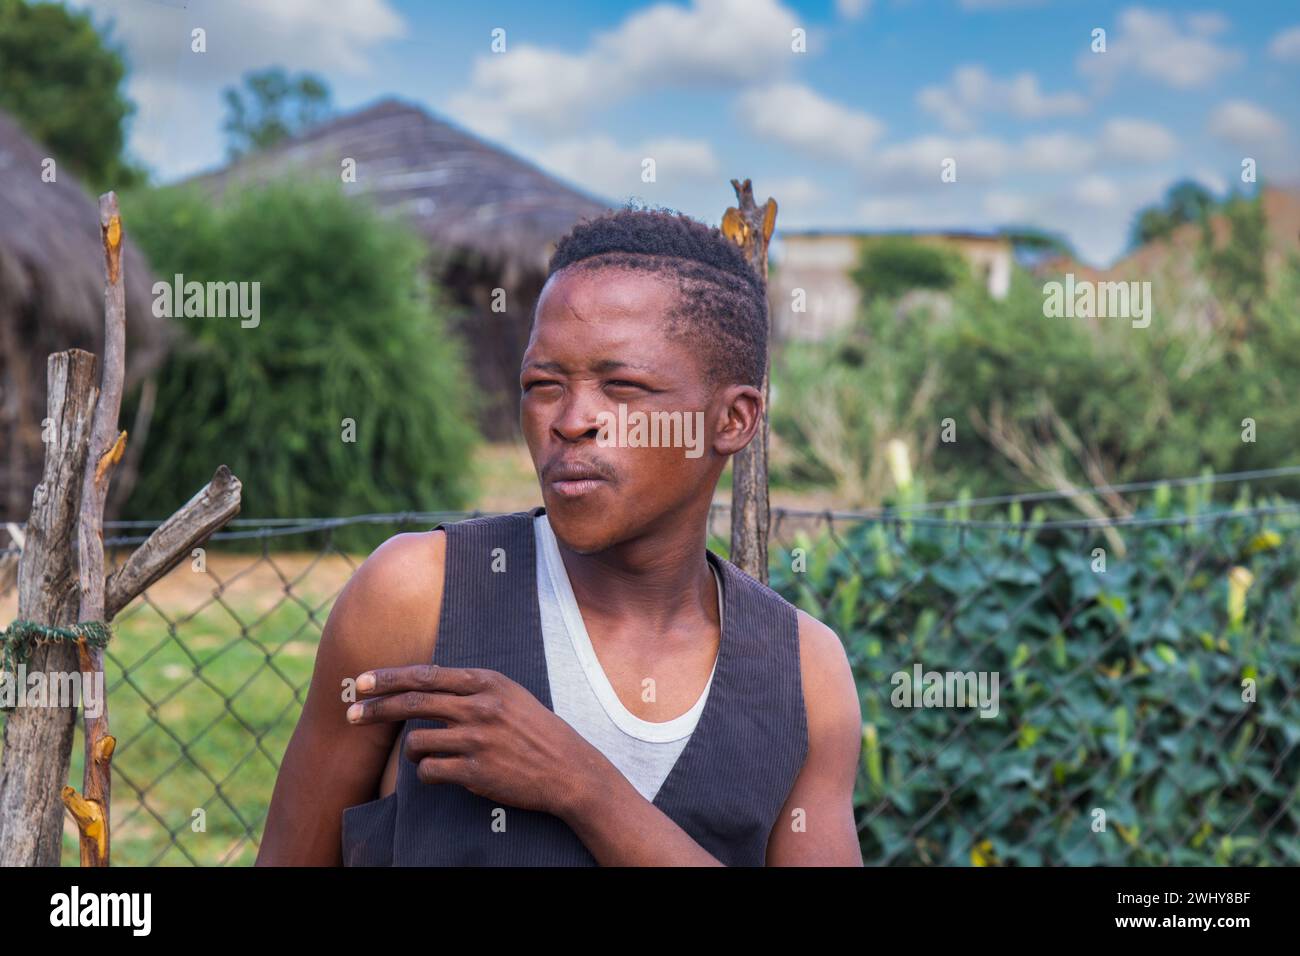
74, 0, 1300, 265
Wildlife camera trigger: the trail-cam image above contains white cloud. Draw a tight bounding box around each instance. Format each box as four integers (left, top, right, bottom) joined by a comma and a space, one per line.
72, 0, 405, 179
858, 196, 976, 230
532, 135, 720, 202
958, 0, 1048, 9
1078, 6, 1242, 91
866, 117, 1175, 189
1208, 100, 1287, 147
1020, 132, 1092, 173
1073, 174, 1121, 207
981, 190, 1036, 221
836, 0, 872, 20
1187, 12, 1230, 37
761, 175, 826, 207
1098, 117, 1179, 163
918, 65, 1088, 132
77, 0, 403, 79
1206, 101, 1292, 171
736, 83, 884, 164
871, 135, 1015, 186
1268, 25, 1300, 62
447, 0, 801, 140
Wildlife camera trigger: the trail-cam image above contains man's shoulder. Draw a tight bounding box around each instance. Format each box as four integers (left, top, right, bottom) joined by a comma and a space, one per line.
792, 608, 861, 746
792, 609, 850, 682
328, 529, 447, 665
355, 528, 447, 600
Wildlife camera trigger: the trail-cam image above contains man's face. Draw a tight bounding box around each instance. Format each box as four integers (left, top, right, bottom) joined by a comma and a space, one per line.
520, 266, 729, 554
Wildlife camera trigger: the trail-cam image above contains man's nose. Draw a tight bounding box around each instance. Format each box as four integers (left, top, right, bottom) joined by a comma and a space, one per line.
551, 388, 605, 442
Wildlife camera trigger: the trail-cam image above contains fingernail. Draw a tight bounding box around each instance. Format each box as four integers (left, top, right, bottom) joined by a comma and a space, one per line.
347, 703, 362, 722
357, 673, 375, 692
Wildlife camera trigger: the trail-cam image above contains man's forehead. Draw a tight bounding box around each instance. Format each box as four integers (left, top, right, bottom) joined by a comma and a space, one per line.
539, 265, 675, 316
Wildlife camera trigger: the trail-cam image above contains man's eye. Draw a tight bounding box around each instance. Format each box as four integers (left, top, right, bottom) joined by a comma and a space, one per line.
606, 380, 647, 392
523, 380, 560, 392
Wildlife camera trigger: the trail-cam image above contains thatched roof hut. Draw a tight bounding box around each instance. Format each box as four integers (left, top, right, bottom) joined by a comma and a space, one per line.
0, 109, 169, 520
186, 97, 613, 437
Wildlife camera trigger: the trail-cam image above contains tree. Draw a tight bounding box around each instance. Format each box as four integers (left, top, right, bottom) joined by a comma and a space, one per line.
1129, 206, 1173, 248
1128, 179, 1217, 249
852, 236, 968, 302
1200, 189, 1269, 337
222, 68, 333, 159
1166, 180, 1215, 225
0, 0, 143, 189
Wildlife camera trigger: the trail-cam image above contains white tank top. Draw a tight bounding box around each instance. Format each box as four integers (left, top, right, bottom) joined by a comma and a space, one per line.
534, 513, 721, 802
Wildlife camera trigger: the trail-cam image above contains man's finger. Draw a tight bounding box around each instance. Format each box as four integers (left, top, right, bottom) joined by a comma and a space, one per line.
354, 664, 493, 698
346, 689, 473, 725
415, 754, 473, 788
404, 727, 476, 763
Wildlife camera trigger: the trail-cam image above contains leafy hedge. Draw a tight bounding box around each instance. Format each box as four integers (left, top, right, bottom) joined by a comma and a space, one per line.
121, 181, 478, 549
769, 495, 1300, 865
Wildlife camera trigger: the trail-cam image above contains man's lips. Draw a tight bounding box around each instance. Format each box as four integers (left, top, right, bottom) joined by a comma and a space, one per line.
543, 460, 613, 499
549, 477, 606, 498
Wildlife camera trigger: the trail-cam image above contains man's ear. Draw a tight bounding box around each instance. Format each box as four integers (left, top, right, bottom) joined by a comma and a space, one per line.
713, 383, 764, 457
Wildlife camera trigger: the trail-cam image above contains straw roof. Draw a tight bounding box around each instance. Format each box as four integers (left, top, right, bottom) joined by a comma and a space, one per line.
187, 97, 612, 287
0, 108, 170, 518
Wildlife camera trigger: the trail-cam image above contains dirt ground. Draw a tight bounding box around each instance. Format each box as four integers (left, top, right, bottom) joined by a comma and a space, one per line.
0, 551, 360, 623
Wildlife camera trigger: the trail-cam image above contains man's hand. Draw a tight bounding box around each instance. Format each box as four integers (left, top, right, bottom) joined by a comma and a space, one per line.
346, 664, 595, 817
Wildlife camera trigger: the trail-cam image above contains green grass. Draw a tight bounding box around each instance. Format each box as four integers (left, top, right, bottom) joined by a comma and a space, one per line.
1, 595, 329, 866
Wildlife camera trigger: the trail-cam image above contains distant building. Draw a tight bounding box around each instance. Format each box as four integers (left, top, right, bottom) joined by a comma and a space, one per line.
770, 230, 1013, 341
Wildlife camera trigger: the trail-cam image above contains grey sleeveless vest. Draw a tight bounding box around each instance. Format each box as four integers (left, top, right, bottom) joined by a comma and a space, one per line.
340, 507, 808, 866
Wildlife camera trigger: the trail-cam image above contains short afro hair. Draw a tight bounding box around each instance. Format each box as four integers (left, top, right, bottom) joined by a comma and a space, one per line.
543, 205, 768, 389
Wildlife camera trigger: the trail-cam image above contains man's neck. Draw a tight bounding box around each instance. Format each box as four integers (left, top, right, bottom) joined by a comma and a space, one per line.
553, 498, 720, 637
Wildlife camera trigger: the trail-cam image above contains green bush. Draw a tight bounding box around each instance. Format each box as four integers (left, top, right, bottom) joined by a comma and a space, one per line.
851, 236, 969, 301
771, 499, 1300, 865
773, 255, 1300, 509
121, 181, 479, 547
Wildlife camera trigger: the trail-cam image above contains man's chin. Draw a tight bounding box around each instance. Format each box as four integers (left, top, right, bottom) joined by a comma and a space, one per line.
541, 494, 619, 554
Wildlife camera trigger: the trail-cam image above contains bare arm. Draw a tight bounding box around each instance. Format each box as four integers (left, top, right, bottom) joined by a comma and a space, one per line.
557, 753, 725, 865
255, 530, 445, 865
765, 610, 864, 865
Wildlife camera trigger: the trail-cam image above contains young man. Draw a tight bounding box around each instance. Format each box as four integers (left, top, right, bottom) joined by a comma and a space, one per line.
257, 208, 863, 866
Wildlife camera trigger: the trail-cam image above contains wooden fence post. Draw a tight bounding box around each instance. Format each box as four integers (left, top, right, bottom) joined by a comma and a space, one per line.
0, 352, 100, 866
722, 179, 777, 583
0, 192, 243, 866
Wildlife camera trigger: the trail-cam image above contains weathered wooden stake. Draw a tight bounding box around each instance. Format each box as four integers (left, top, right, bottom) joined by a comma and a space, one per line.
722, 179, 777, 583
0, 352, 100, 867
0, 190, 243, 866
59, 194, 128, 866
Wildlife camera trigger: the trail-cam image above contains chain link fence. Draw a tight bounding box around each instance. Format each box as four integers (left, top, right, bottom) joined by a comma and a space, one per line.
1, 474, 1298, 866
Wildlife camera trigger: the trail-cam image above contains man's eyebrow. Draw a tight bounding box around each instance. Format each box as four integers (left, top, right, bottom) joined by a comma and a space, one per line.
590, 359, 655, 374
522, 359, 656, 374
